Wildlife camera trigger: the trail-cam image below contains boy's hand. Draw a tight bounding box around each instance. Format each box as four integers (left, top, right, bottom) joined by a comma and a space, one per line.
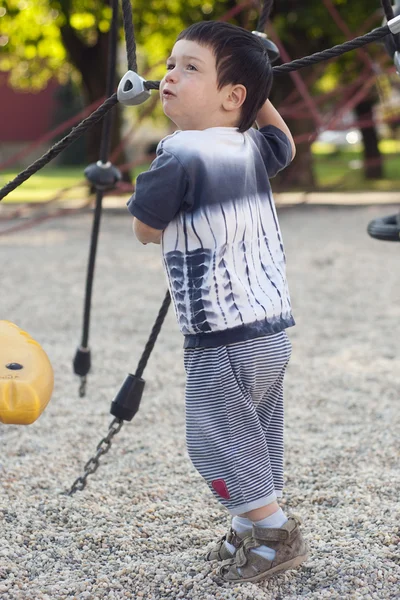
256, 100, 296, 160
132, 218, 163, 244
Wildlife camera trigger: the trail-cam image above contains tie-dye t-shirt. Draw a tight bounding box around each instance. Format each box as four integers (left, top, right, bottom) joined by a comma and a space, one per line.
127, 125, 295, 348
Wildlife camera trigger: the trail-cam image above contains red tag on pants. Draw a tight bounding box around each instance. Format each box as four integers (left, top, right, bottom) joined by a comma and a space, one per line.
211, 479, 230, 499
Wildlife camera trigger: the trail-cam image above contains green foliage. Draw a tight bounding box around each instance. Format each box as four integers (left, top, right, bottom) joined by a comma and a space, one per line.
0, 0, 234, 90
1, 0, 68, 89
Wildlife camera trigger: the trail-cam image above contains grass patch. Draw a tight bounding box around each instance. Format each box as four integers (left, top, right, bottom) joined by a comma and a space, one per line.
313, 152, 400, 191
0, 165, 86, 203
0, 163, 149, 204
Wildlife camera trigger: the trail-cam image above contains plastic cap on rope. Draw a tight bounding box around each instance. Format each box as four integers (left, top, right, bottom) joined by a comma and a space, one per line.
395, 51, 400, 75
384, 12, 400, 56
388, 13, 400, 35
118, 71, 151, 106
252, 31, 280, 64
387, 14, 400, 76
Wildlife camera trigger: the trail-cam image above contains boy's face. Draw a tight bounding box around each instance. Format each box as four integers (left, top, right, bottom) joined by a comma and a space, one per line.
160, 39, 237, 130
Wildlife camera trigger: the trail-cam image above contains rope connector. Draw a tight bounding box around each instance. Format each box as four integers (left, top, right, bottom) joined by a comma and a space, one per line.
251, 31, 280, 64
395, 51, 400, 75
382, 9, 400, 60
73, 346, 91, 377
117, 71, 151, 106
388, 14, 400, 36
84, 161, 122, 190
110, 374, 145, 421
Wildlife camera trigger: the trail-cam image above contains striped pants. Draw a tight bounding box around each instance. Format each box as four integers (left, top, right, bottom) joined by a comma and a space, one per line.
184, 331, 292, 515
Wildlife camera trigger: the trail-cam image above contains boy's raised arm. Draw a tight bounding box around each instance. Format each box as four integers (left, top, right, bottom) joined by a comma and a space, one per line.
256, 100, 296, 159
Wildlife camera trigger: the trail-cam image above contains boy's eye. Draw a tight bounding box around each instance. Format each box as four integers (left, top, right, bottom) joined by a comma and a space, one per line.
166, 64, 175, 70
187, 64, 197, 71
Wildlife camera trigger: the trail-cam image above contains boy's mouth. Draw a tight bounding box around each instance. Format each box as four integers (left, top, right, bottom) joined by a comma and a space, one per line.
162, 89, 175, 98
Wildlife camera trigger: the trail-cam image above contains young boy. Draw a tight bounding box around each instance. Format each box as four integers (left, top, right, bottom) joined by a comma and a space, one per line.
127, 21, 307, 583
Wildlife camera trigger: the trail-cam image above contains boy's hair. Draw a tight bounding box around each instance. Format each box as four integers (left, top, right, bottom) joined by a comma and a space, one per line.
177, 21, 273, 132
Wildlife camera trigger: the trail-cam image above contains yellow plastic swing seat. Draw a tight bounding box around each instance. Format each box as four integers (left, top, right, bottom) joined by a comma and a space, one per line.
0, 321, 54, 425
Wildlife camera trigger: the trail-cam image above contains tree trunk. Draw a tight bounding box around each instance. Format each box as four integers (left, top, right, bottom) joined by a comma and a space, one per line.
354, 97, 383, 180
60, 25, 131, 181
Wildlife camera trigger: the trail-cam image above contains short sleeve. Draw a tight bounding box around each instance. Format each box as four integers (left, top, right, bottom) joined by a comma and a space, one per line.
127, 148, 190, 230
254, 125, 293, 178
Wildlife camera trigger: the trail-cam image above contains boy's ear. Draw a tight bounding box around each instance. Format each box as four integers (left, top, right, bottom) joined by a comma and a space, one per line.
223, 84, 247, 112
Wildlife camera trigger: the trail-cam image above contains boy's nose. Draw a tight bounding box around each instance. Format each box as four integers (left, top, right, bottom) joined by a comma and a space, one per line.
165, 69, 178, 83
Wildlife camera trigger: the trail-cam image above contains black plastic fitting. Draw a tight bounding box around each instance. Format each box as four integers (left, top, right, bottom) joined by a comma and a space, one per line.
383, 3, 400, 58
84, 161, 122, 191
252, 31, 280, 64
261, 38, 281, 64
110, 374, 145, 421
73, 347, 92, 377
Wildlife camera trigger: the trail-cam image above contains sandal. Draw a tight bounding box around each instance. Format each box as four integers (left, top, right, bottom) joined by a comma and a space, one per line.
205, 526, 252, 561
216, 516, 308, 583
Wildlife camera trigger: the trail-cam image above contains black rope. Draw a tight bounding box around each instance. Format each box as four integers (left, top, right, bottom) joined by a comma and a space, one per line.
257, 0, 274, 32
0, 94, 118, 201
135, 291, 171, 379
80, 0, 119, 351
380, 0, 400, 51
273, 25, 390, 74
82, 189, 103, 350
99, 0, 119, 164
121, 0, 137, 72
381, 0, 396, 20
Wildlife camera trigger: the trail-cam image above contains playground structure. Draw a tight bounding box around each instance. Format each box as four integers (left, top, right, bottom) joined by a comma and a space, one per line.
0, 0, 399, 494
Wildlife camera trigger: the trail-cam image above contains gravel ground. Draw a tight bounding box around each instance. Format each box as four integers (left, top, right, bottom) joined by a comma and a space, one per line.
1, 204, 400, 600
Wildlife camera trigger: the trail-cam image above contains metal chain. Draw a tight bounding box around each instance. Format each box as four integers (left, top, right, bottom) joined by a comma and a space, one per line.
66, 418, 124, 495
79, 376, 87, 398
66, 292, 171, 495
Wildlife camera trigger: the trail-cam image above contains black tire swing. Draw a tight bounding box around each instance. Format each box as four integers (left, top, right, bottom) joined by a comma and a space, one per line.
367, 213, 400, 241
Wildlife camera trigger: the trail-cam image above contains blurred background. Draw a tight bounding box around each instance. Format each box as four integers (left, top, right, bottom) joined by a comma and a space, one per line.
0, 0, 399, 204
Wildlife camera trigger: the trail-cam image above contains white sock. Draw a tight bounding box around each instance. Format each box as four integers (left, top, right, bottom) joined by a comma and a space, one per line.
224, 516, 253, 554
251, 508, 288, 561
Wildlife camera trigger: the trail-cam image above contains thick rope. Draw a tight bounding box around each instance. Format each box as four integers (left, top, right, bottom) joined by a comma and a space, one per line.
381, 0, 396, 20
0, 94, 118, 201
257, 0, 274, 32
135, 291, 172, 379
380, 0, 400, 51
99, 0, 119, 163
273, 25, 390, 74
80, 0, 120, 352
121, 0, 137, 72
